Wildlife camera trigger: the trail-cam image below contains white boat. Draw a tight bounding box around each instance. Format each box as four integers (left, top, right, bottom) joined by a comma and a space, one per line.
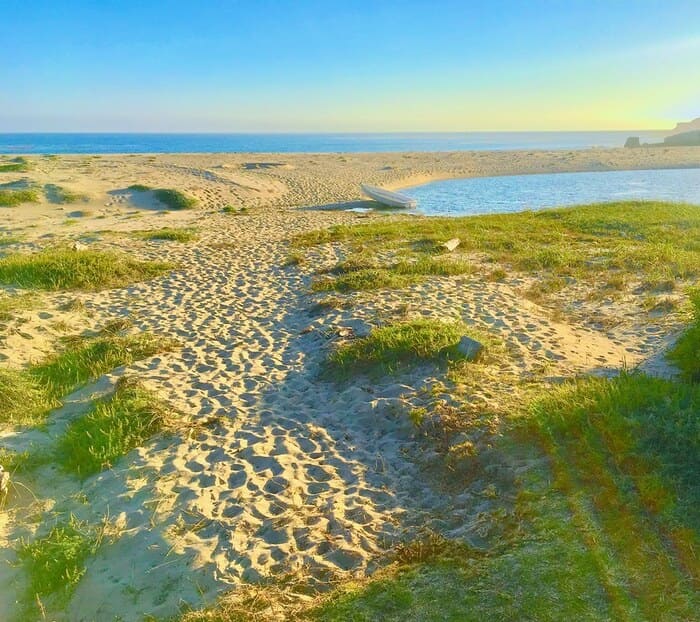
360, 184, 417, 209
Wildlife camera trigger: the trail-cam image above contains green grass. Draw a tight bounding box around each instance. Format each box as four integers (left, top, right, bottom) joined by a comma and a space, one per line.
0, 248, 173, 290
153, 188, 197, 210
222, 205, 248, 214
0, 292, 39, 321
56, 378, 171, 477
0, 188, 40, 206
312, 255, 474, 293
523, 373, 700, 618
0, 234, 23, 246
312, 268, 421, 293
17, 515, 98, 604
0, 331, 177, 426
325, 319, 472, 378
0, 368, 46, 426
44, 184, 89, 204
283, 251, 304, 267
667, 290, 700, 381
295, 201, 700, 293
0, 157, 30, 173
132, 227, 198, 242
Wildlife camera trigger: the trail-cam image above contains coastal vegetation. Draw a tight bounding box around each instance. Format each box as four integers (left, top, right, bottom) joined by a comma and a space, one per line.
296, 201, 699, 297
667, 289, 700, 381
0, 329, 176, 426
132, 227, 198, 242
0, 157, 30, 173
56, 377, 172, 477
18, 516, 100, 605
153, 188, 198, 210
127, 185, 198, 209
222, 205, 249, 214
44, 184, 89, 204
325, 319, 476, 378
0, 248, 173, 290
0, 187, 40, 207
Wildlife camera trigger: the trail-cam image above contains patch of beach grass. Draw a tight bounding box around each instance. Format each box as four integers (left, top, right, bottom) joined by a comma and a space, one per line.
0, 368, 45, 427
0, 248, 173, 290
153, 188, 197, 210
0, 157, 30, 173
222, 205, 248, 214
44, 184, 89, 204
312, 269, 420, 293
0, 233, 24, 246
0, 188, 40, 207
127, 184, 152, 192
56, 378, 171, 477
295, 202, 700, 295
325, 319, 471, 378
132, 227, 198, 242
0, 331, 177, 427
282, 251, 304, 267
0, 292, 39, 321
30, 332, 176, 405
17, 515, 98, 606
667, 290, 700, 382
311, 254, 473, 293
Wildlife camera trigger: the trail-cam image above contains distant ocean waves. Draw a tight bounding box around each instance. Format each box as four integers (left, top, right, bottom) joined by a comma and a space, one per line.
0, 131, 666, 154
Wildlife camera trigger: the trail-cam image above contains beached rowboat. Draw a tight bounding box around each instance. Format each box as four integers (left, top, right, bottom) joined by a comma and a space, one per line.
360, 184, 417, 209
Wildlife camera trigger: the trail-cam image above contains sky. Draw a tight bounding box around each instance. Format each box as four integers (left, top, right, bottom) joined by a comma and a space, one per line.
2, 0, 699, 132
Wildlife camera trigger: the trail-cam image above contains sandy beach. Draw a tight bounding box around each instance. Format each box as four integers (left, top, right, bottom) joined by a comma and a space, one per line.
1, 147, 699, 621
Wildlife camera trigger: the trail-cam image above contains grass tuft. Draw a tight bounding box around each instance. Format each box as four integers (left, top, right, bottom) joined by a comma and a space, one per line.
56, 378, 171, 477
0, 248, 173, 290
132, 227, 198, 242
222, 205, 248, 214
313, 255, 473, 293
0, 188, 40, 207
153, 188, 197, 210
44, 184, 89, 204
325, 319, 470, 378
0, 368, 45, 426
17, 516, 97, 603
0, 157, 30, 173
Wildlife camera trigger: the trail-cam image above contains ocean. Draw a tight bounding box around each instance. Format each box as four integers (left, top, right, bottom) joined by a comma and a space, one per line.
0, 131, 666, 154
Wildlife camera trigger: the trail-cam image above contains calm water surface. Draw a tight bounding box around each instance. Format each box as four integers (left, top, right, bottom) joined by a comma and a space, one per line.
0, 131, 664, 154
402, 168, 700, 216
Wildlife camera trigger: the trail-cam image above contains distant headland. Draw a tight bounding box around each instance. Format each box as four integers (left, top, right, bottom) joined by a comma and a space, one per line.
626, 117, 700, 148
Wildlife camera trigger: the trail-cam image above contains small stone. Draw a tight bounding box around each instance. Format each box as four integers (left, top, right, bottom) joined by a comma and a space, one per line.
457, 336, 484, 361
442, 238, 460, 252
71, 241, 88, 251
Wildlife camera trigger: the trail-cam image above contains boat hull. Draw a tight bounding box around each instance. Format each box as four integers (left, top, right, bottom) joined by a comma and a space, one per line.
360, 184, 417, 209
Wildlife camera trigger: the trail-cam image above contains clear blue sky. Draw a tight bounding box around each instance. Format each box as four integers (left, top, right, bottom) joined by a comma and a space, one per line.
2, 0, 699, 132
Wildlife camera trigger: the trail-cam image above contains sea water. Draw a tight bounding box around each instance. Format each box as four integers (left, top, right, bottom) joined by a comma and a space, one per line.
0, 131, 665, 154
